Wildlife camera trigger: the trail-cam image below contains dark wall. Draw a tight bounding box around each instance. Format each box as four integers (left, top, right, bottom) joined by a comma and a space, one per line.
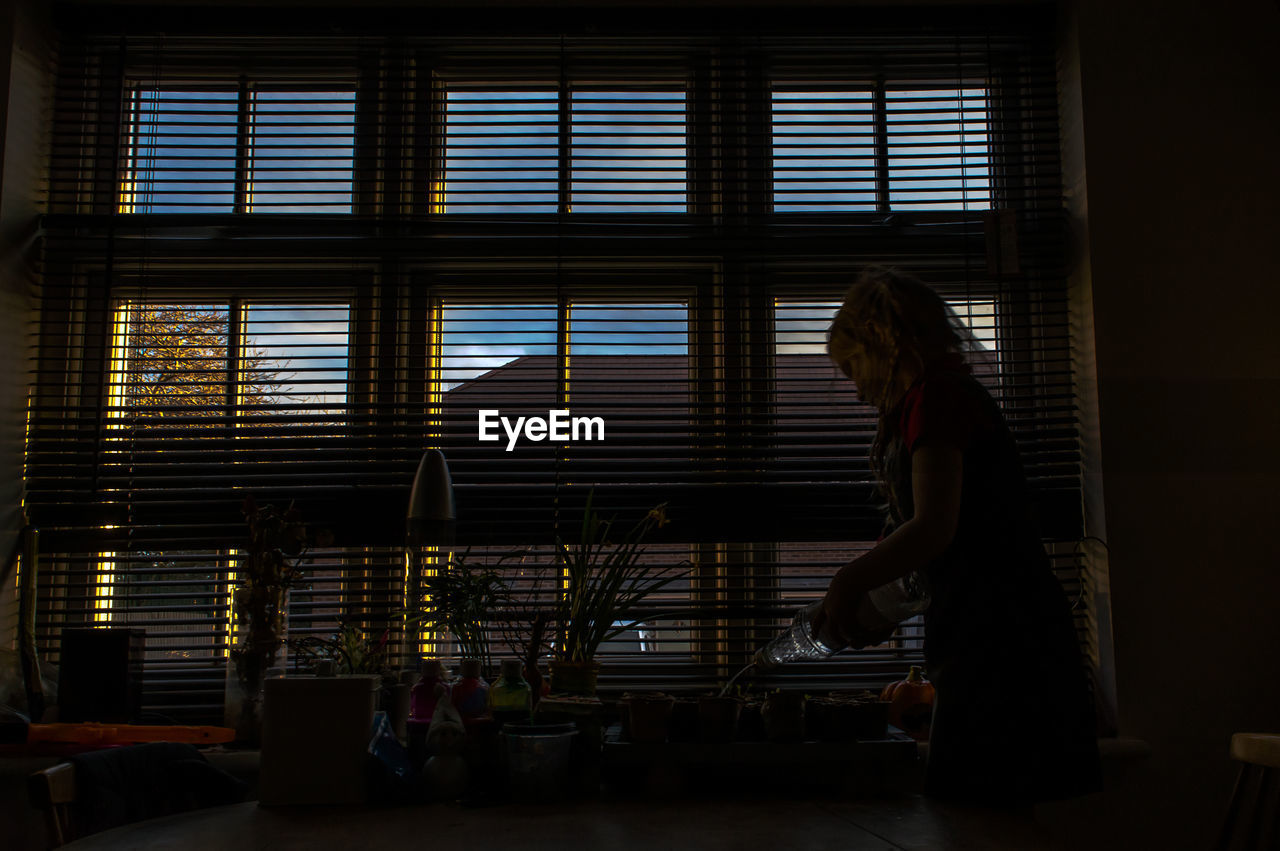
1055, 0, 1280, 846
0, 0, 52, 642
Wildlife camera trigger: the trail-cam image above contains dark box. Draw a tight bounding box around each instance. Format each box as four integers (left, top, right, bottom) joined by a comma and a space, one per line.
58, 627, 145, 723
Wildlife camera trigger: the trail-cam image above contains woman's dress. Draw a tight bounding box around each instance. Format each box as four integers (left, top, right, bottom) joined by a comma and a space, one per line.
886, 354, 1102, 804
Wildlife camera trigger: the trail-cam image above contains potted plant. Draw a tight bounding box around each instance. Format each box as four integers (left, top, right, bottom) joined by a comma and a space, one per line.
407, 549, 513, 676
546, 491, 689, 696
292, 619, 392, 678
290, 620, 410, 737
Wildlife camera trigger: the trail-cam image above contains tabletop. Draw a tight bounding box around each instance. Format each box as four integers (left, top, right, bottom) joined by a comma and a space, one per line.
63, 794, 1063, 850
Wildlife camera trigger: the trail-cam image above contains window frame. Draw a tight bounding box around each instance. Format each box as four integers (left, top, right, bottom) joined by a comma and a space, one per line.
110, 64, 363, 217
427, 55, 694, 217
30, 27, 1088, 711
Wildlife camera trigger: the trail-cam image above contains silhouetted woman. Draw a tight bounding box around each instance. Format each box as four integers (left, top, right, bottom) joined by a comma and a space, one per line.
817, 267, 1101, 805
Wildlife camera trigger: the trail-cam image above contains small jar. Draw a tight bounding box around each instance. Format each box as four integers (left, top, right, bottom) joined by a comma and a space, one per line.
451, 658, 491, 721
489, 659, 533, 728
410, 658, 449, 723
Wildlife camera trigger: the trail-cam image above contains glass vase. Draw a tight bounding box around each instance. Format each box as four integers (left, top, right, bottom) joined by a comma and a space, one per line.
223, 587, 288, 747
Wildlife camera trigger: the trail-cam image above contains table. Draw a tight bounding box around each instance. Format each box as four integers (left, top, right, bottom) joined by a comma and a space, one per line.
63, 794, 1061, 850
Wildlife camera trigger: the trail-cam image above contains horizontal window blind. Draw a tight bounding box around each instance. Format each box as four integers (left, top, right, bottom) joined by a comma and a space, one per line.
28, 19, 1085, 719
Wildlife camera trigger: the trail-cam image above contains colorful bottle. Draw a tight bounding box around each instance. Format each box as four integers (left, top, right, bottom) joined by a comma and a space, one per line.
450, 658, 491, 721
410, 659, 449, 723
489, 659, 533, 728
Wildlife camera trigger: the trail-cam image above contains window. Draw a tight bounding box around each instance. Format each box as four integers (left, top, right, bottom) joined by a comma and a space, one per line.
772, 90, 876, 212
240, 303, 351, 425
441, 90, 559, 213
570, 91, 687, 213
120, 91, 239, 213
886, 88, 990, 210
771, 84, 992, 212
431, 295, 694, 487
120, 86, 356, 214
33, 26, 1084, 718
106, 299, 351, 434
438, 81, 688, 213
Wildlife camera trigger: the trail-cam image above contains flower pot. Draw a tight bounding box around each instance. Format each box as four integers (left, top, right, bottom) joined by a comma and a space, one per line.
503, 722, 579, 803
808, 696, 862, 742
621, 693, 674, 743
668, 698, 699, 742
738, 700, 765, 741
547, 659, 601, 697
761, 691, 806, 742
806, 697, 835, 741
697, 696, 742, 743
850, 699, 891, 741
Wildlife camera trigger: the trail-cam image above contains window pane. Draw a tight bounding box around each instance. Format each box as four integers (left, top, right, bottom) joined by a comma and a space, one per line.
776, 298, 998, 356
442, 90, 559, 213
566, 303, 691, 475
772, 90, 876, 212
112, 303, 229, 430
439, 304, 558, 390
97, 550, 228, 664
437, 304, 559, 473
774, 301, 874, 482
571, 91, 687, 213
593, 543, 693, 662
773, 296, 998, 475
121, 90, 238, 213
249, 91, 356, 213
285, 547, 404, 669
241, 303, 351, 427
887, 88, 991, 210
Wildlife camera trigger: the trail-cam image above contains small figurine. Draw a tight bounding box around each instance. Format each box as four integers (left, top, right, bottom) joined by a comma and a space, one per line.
422, 684, 468, 799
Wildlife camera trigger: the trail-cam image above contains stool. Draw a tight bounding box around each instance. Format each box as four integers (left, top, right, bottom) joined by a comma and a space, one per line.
1215, 733, 1280, 851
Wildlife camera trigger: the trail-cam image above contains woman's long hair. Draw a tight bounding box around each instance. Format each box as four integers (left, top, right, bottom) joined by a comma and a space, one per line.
827, 267, 977, 516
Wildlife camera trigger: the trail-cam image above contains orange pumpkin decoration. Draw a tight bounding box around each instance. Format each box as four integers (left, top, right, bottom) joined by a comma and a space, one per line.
880, 665, 935, 741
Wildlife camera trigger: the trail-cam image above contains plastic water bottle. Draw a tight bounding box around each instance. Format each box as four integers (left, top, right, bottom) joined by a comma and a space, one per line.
753, 601, 846, 670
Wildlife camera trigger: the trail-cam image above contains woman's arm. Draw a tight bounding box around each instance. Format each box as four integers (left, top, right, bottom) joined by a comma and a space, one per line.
818, 443, 964, 646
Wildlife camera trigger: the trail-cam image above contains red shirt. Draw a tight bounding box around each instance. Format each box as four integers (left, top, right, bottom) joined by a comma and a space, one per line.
896, 353, 989, 455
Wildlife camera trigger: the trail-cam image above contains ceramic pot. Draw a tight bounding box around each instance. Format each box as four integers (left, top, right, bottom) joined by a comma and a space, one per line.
621, 693, 675, 743
668, 698, 699, 742
738, 700, 765, 741
697, 696, 743, 743
547, 659, 601, 696
761, 691, 806, 742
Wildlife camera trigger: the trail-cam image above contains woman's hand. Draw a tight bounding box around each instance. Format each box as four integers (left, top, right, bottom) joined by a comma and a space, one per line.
819, 570, 898, 649
817, 564, 869, 646
814, 585, 896, 649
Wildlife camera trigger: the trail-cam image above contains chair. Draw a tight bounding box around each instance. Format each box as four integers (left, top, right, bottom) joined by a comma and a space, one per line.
27, 743, 248, 848
27, 762, 76, 848
1215, 733, 1280, 851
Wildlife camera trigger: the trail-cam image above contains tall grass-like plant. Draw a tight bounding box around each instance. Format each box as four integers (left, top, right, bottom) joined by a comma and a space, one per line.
553, 491, 690, 663
408, 549, 514, 674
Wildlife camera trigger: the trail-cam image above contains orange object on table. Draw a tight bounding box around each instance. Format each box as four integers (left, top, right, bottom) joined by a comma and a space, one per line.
26, 722, 235, 746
